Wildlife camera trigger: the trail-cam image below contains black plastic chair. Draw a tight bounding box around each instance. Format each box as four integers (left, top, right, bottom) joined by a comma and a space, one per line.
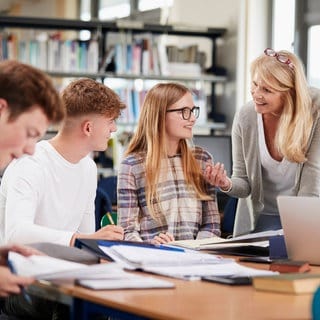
94, 187, 113, 231
221, 196, 238, 237
97, 176, 117, 208
94, 176, 118, 230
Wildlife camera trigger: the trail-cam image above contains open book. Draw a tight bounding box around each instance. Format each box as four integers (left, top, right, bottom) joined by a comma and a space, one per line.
170, 229, 283, 250
8, 252, 174, 290
98, 241, 277, 280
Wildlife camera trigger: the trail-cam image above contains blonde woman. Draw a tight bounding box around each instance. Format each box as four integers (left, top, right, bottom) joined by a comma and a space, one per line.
205, 48, 320, 236
117, 82, 221, 244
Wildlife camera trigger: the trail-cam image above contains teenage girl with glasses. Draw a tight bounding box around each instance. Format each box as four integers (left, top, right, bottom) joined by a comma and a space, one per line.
205, 49, 320, 236
117, 82, 221, 244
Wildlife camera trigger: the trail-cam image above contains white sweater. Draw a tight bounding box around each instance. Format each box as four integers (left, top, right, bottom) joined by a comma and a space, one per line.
0, 140, 97, 245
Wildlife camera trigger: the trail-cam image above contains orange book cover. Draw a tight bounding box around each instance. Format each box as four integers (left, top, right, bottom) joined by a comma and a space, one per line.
269, 260, 310, 273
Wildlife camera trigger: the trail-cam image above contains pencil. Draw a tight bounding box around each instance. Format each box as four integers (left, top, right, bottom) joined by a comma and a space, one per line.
106, 212, 115, 225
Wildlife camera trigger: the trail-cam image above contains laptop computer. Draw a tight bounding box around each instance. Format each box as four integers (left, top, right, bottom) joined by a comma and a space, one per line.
277, 196, 320, 265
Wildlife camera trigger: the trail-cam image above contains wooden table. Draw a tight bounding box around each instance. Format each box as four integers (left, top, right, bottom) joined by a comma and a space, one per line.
28, 259, 320, 320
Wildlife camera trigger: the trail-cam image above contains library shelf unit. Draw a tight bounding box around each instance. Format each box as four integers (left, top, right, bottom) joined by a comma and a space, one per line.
0, 15, 227, 132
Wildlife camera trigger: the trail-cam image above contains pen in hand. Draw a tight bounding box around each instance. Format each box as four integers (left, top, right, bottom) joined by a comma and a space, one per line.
7, 259, 32, 304
106, 212, 115, 225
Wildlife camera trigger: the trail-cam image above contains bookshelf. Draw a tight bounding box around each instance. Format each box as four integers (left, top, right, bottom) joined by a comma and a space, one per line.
0, 15, 228, 169
0, 16, 227, 124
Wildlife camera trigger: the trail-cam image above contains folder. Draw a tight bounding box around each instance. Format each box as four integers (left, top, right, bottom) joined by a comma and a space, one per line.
74, 238, 114, 261
74, 238, 184, 262
31, 242, 99, 264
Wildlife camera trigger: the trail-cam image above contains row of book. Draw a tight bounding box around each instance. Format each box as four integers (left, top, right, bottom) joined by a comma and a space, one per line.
99, 32, 204, 77
115, 88, 148, 124
0, 31, 205, 77
167, 44, 206, 67
0, 32, 99, 73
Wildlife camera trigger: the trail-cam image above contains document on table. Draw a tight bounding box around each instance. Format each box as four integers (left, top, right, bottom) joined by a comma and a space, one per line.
98, 244, 230, 269
98, 243, 277, 280
170, 229, 283, 250
143, 261, 277, 280
8, 252, 175, 289
77, 275, 175, 290
9, 251, 91, 279
200, 240, 269, 250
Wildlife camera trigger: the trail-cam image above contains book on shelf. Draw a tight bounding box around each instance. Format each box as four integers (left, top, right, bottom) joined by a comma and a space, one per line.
157, 38, 169, 76
111, 32, 160, 76
106, 31, 208, 77
166, 44, 200, 64
0, 31, 99, 73
86, 39, 99, 73
253, 273, 320, 294
99, 46, 115, 72
141, 38, 151, 75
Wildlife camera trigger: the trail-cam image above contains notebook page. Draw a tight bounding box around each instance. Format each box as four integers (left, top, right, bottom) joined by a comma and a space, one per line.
143, 261, 278, 280
99, 245, 231, 268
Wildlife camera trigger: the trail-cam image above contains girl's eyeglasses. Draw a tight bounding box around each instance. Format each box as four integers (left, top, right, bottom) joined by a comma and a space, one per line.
166, 106, 200, 120
264, 48, 294, 69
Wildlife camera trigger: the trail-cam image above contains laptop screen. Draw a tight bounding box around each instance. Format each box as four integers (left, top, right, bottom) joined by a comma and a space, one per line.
277, 196, 320, 265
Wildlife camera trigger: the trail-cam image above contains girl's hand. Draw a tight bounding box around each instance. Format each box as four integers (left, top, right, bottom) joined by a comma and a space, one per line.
151, 232, 175, 245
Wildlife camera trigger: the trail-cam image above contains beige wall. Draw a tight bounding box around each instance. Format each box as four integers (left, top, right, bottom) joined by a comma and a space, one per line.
5, 0, 77, 18
167, 0, 240, 130
169, 0, 238, 28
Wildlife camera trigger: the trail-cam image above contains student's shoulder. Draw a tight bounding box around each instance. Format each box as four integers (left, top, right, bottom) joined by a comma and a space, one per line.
7, 141, 48, 171
2, 144, 47, 184
76, 155, 96, 174
121, 152, 145, 166
82, 154, 97, 166
27, 140, 55, 166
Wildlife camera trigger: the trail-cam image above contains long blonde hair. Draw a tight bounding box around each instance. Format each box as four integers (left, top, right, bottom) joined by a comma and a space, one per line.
125, 82, 210, 218
251, 50, 313, 163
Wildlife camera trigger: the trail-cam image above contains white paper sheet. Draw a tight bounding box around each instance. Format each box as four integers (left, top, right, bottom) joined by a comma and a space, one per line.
77, 276, 174, 290
99, 244, 233, 269
8, 252, 176, 289
170, 229, 283, 250
97, 243, 277, 281
143, 261, 277, 280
